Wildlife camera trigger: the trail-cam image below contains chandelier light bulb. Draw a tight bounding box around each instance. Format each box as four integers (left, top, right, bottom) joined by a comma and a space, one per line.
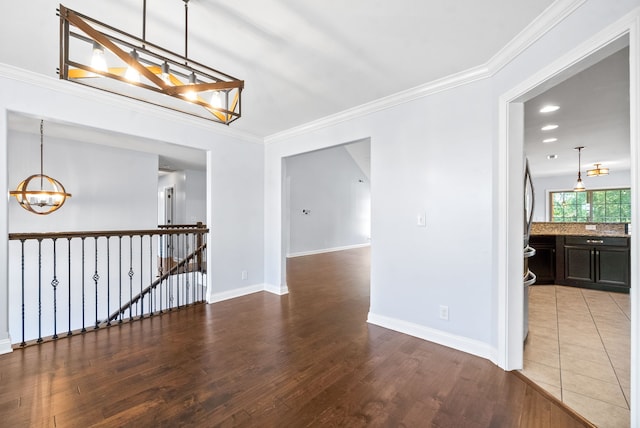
184, 72, 198, 101
90, 42, 108, 73
124, 50, 141, 83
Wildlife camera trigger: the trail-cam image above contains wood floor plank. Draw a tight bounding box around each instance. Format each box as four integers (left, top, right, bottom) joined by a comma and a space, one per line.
0, 247, 590, 426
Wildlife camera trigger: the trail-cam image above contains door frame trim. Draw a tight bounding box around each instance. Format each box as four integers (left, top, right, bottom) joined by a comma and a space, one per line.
497, 7, 639, 426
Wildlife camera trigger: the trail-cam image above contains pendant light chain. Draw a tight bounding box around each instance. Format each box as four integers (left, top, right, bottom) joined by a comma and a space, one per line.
142, 0, 147, 47
184, 0, 189, 62
40, 120, 44, 189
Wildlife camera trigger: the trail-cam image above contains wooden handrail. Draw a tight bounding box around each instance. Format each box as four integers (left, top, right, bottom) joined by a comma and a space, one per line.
9, 225, 208, 241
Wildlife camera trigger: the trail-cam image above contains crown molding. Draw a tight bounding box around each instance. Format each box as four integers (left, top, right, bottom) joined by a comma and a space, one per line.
0, 63, 263, 144
486, 0, 587, 73
264, 64, 490, 144
265, 0, 587, 144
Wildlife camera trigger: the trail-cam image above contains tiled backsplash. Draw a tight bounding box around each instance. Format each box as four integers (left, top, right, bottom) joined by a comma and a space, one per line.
531, 222, 629, 236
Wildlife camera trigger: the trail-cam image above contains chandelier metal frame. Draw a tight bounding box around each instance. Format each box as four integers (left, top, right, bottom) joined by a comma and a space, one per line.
58, 3, 244, 125
9, 120, 72, 215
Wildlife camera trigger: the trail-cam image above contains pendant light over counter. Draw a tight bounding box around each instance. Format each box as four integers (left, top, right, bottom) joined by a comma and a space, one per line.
573, 146, 585, 192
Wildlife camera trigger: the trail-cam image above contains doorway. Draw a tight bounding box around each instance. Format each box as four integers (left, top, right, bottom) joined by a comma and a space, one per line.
282, 139, 371, 292
498, 17, 638, 428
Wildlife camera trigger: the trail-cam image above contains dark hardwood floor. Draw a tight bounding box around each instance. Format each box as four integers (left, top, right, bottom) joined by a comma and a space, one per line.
0, 247, 590, 427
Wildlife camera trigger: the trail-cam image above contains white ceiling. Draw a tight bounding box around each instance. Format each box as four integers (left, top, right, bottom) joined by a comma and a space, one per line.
524, 45, 630, 178
3, 0, 556, 140
8, 0, 626, 178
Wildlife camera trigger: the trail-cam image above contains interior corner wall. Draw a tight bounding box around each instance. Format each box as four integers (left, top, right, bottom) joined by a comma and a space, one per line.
265, 0, 640, 363
286, 145, 371, 256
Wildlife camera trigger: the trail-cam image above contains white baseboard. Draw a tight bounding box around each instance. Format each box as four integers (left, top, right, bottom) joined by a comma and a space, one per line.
367, 312, 495, 362
263, 283, 289, 295
208, 284, 264, 303
287, 243, 370, 258
0, 337, 13, 355
208, 283, 289, 303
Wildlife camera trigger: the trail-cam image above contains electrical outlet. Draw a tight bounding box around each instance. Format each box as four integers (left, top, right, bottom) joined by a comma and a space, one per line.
241, 270, 248, 280
439, 305, 449, 320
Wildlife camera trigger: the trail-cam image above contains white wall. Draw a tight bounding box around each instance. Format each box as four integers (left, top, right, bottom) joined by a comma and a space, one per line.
266, 79, 495, 356
0, 66, 265, 352
265, 0, 640, 363
185, 169, 206, 224
158, 169, 206, 226
8, 130, 158, 232
531, 170, 631, 221
286, 144, 371, 256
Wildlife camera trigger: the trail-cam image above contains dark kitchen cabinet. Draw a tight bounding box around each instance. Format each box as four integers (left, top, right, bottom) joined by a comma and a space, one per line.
528, 235, 558, 284
559, 236, 630, 293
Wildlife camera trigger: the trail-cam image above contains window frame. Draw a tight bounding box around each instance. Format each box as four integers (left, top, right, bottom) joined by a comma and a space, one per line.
549, 187, 631, 223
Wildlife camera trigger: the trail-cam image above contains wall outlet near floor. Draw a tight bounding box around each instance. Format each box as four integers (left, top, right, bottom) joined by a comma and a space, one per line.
241, 270, 248, 280
439, 305, 449, 320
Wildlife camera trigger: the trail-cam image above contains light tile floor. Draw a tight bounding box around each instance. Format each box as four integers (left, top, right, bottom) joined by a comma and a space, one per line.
521, 285, 630, 428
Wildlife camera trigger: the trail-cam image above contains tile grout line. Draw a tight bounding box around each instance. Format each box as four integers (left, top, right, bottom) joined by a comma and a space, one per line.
609, 291, 631, 322
580, 288, 630, 410
554, 285, 564, 403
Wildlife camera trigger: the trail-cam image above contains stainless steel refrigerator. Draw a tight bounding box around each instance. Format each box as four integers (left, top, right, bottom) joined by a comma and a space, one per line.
523, 159, 536, 340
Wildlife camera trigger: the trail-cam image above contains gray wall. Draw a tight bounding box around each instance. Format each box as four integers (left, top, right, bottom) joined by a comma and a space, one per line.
265, 0, 640, 360
286, 143, 371, 256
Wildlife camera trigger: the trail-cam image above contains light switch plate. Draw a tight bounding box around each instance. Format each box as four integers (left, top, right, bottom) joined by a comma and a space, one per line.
417, 213, 426, 227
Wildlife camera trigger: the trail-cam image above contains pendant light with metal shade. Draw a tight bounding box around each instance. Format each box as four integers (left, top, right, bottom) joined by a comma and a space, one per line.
9, 120, 72, 215
573, 146, 586, 192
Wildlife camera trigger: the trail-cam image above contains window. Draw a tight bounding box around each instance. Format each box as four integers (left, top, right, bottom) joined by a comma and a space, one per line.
551, 188, 631, 223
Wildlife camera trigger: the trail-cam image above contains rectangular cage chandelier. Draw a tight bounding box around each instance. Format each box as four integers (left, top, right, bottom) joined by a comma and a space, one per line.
58, 2, 244, 125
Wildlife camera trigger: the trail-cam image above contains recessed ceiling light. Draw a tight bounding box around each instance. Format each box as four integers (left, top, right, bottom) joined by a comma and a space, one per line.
547, 154, 558, 160
543, 138, 558, 143
540, 105, 560, 113
541, 124, 559, 131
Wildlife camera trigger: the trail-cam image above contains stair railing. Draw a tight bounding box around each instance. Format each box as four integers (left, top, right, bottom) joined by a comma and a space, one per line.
8, 223, 208, 347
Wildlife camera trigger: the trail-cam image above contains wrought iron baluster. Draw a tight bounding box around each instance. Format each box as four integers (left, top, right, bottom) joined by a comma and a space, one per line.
107, 237, 111, 326
191, 232, 196, 304
129, 235, 134, 320
176, 232, 181, 309
118, 235, 122, 324
51, 238, 59, 340
67, 237, 72, 336
140, 235, 144, 318
149, 235, 153, 316
37, 239, 43, 343
93, 236, 100, 329
158, 235, 164, 313
20, 240, 26, 347
81, 237, 86, 332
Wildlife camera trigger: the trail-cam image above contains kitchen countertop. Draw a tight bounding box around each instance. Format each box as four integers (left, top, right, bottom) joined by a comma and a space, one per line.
531, 222, 630, 237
